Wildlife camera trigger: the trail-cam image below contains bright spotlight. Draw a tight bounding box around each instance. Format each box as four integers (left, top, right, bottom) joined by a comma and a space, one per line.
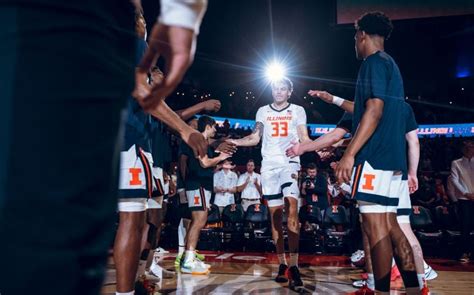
265, 61, 286, 82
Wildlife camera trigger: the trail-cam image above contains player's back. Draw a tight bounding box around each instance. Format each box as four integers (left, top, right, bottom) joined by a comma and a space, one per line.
256, 104, 306, 170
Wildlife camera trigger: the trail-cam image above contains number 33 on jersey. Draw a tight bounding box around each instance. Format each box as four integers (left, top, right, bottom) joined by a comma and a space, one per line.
256, 104, 307, 166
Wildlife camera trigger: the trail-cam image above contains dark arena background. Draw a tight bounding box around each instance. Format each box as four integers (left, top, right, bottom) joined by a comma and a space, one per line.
104, 1, 474, 294
0, 0, 473, 295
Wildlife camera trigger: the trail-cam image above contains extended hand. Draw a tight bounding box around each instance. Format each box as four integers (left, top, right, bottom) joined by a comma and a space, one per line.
182, 128, 207, 158
308, 90, 334, 104
134, 24, 196, 111
215, 141, 237, 154
335, 154, 354, 184
203, 99, 221, 112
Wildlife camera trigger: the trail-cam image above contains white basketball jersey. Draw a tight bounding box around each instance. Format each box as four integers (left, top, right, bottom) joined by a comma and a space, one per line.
256, 103, 307, 171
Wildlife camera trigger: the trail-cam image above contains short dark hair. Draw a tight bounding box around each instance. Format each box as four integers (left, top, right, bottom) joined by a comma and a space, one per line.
355, 11, 393, 40
185, 115, 198, 124
271, 77, 293, 92
197, 115, 216, 132
307, 163, 317, 170
247, 159, 255, 164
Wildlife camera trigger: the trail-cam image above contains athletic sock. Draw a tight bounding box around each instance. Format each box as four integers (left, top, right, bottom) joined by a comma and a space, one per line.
178, 219, 187, 255
417, 274, 426, 289
289, 253, 298, 267
277, 253, 287, 266
178, 245, 185, 255
184, 250, 195, 265
367, 273, 375, 290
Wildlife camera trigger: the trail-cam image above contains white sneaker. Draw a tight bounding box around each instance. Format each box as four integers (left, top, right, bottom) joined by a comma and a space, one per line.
351, 250, 363, 258
195, 259, 211, 270
150, 260, 176, 279
424, 264, 438, 281
351, 250, 365, 263
154, 247, 170, 254
352, 279, 366, 288
180, 259, 210, 275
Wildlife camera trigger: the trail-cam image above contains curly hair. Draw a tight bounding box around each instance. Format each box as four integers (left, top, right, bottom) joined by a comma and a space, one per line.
355, 11, 393, 40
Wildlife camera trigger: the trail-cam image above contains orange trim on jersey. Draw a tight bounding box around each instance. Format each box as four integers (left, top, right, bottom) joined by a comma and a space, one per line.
351, 164, 362, 197
138, 149, 153, 198
199, 187, 207, 210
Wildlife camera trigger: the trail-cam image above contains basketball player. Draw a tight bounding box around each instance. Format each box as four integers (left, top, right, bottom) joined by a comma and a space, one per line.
180, 116, 231, 274
333, 12, 419, 294
230, 77, 309, 290
288, 100, 434, 294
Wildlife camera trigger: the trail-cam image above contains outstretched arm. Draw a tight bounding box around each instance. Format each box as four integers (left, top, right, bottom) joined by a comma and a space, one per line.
199, 152, 231, 168
230, 122, 263, 147
286, 127, 348, 157
308, 90, 354, 113
175, 99, 221, 121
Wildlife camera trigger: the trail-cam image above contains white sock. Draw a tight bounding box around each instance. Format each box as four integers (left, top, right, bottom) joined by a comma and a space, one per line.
116, 292, 134, 295
136, 260, 147, 279
178, 219, 187, 254
367, 273, 375, 290
423, 260, 429, 270
392, 258, 396, 267
184, 250, 195, 264
289, 253, 298, 267
417, 274, 426, 289
178, 245, 185, 255
277, 253, 287, 265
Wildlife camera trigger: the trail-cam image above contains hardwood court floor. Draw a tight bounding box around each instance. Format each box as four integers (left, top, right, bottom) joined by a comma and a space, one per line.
102, 251, 474, 294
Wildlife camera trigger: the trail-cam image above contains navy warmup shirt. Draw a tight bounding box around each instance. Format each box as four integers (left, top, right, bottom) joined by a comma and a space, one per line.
352, 51, 407, 173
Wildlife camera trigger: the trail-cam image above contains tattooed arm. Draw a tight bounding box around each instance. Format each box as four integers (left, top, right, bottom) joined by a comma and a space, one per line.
229, 122, 263, 147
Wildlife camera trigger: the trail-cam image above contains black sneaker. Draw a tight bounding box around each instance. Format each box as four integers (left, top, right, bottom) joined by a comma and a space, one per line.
288, 266, 304, 291
275, 264, 289, 283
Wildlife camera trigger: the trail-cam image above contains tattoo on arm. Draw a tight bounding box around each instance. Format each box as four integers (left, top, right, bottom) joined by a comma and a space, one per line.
253, 122, 264, 138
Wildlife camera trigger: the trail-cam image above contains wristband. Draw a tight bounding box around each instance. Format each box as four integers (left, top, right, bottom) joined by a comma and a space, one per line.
332, 96, 345, 107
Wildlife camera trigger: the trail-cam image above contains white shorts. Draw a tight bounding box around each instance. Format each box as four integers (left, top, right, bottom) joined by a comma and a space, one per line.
186, 188, 212, 211
241, 199, 261, 211
351, 161, 401, 214
151, 166, 165, 198
118, 198, 147, 212
118, 145, 154, 199
396, 180, 411, 223
147, 196, 164, 209
261, 163, 300, 208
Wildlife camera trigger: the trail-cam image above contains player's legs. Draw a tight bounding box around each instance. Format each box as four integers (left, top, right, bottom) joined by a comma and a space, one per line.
397, 180, 430, 288
115, 208, 146, 292
115, 146, 153, 292
182, 188, 211, 274
176, 189, 191, 266
268, 204, 286, 258
354, 163, 418, 293
262, 168, 287, 266
285, 197, 300, 263
281, 164, 301, 267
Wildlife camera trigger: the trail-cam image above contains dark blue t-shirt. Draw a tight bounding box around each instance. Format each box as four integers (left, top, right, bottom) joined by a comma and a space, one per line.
404, 102, 418, 134
150, 118, 173, 168
122, 38, 152, 153
178, 141, 214, 191
352, 51, 407, 172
